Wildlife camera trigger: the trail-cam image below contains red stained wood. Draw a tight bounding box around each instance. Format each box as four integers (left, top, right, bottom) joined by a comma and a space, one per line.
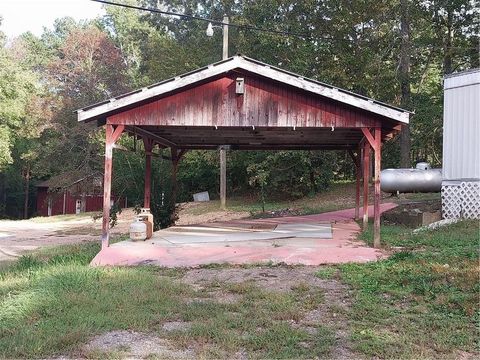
102, 124, 124, 249
108, 73, 381, 129
348, 148, 361, 221
362, 140, 371, 230
373, 127, 382, 248
143, 138, 154, 208
361, 127, 376, 147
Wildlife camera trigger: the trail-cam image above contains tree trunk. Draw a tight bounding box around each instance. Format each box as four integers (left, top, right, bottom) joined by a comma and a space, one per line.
23, 164, 30, 219
0, 172, 5, 216
81, 192, 86, 213
443, 10, 453, 75
171, 148, 187, 208
399, 0, 412, 168
171, 160, 179, 207
468, 36, 479, 68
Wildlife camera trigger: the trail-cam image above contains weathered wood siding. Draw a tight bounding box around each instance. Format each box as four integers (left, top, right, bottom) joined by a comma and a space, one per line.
108, 73, 380, 128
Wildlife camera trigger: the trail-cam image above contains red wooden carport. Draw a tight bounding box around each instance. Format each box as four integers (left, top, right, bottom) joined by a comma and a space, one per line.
77, 55, 410, 250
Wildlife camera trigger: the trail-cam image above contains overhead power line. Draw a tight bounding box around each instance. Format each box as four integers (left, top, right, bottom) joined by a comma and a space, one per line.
90, 0, 322, 40
90, 0, 478, 51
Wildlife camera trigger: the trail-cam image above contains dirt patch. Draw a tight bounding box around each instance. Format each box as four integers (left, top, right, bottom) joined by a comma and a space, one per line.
82, 330, 194, 359
183, 266, 340, 292
183, 266, 357, 359
251, 208, 303, 219
0, 209, 137, 261
162, 321, 192, 332
53, 226, 101, 236
176, 203, 250, 226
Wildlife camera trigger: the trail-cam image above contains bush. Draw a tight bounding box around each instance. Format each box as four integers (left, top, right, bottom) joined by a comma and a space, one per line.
149, 188, 178, 230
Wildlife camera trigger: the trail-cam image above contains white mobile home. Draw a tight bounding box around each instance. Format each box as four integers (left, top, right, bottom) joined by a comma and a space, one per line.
442, 69, 480, 219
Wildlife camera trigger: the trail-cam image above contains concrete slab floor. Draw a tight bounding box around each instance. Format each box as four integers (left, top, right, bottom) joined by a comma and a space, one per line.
91, 203, 397, 267
149, 223, 332, 245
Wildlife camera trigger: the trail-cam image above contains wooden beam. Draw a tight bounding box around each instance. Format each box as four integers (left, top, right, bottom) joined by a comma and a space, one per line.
177, 144, 358, 150
112, 124, 125, 143
361, 128, 376, 148
362, 140, 371, 230
126, 125, 177, 148
373, 127, 382, 248
349, 148, 361, 221
143, 138, 154, 209
101, 124, 124, 249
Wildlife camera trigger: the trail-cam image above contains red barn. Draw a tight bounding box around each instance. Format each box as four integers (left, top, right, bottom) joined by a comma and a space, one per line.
36, 173, 123, 217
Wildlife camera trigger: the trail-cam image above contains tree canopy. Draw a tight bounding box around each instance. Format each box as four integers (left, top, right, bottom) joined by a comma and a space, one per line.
0, 0, 478, 218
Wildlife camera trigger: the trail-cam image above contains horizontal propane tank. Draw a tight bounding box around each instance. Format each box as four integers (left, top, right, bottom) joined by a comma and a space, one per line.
380, 162, 442, 193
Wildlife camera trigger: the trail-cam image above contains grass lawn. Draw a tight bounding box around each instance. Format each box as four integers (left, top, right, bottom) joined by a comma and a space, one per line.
323, 220, 479, 358
0, 220, 478, 358
28, 212, 99, 223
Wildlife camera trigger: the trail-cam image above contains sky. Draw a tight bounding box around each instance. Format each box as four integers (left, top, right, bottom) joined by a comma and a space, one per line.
0, 0, 105, 39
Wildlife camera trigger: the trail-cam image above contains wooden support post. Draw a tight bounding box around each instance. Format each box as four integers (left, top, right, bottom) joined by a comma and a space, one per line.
362, 140, 370, 230
354, 147, 361, 220
102, 124, 124, 250
143, 138, 153, 209
348, 149, 361, 220
373, 127, 382, 248
220, 148, 226, 209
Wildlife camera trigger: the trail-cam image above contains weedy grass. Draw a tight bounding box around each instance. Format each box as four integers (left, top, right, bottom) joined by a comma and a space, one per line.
339, 220, 479, 358
2, 218, 477, 359
0, 242, 334, 359
184, 182, 358, 217
0, 251, 190, 357
28, 212, 98, 223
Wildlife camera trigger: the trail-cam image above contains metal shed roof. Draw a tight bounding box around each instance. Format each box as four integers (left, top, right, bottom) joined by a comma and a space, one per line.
77, 55, 410, 124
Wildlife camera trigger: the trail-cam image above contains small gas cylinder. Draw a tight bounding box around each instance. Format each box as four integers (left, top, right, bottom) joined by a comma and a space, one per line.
129, 217, 147, 241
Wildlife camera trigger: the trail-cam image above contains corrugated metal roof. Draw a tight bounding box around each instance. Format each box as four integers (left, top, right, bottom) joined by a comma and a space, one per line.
444, 68, 480, 90
77, 55, 410, 124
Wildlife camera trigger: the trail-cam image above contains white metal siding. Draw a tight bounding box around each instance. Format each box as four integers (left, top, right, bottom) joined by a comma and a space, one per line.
442, 70, 480, 181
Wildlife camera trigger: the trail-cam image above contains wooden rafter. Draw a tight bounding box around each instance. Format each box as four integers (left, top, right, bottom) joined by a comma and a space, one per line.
125, 125, 177, 148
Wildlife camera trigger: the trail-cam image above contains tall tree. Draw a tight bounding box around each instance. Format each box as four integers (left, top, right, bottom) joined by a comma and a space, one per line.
37, 23, 130, 184
399, 0, 412, 167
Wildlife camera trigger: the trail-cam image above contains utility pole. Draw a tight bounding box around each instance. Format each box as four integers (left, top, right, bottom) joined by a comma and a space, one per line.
220, 15, 228, 210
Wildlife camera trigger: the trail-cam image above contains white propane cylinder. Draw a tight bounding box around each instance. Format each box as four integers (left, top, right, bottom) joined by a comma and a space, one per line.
129, 217, 147, 241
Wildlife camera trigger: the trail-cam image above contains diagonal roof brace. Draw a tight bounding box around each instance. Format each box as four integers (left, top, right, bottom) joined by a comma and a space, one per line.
125, 126, 177, 148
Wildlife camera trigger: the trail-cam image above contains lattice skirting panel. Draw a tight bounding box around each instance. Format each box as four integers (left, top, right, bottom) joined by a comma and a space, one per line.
442, 181, 480, 219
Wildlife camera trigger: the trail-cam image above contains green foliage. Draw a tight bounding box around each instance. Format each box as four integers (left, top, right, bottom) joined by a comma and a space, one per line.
177, 150, 219, 201
150, 189, 178, 230
247, 162, 268, 212
2, 0, 479, 218
340, 220, 479, 357
0, 41, 40, 169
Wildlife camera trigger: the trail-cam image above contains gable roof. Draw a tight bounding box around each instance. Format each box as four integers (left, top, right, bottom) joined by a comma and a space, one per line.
77, 55, 410, 124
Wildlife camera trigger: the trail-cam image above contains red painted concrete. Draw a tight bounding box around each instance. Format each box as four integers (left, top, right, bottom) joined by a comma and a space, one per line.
91, 203, 397, 267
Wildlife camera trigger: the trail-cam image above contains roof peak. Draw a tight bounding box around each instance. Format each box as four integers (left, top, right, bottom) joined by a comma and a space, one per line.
77, 55, 410, 124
